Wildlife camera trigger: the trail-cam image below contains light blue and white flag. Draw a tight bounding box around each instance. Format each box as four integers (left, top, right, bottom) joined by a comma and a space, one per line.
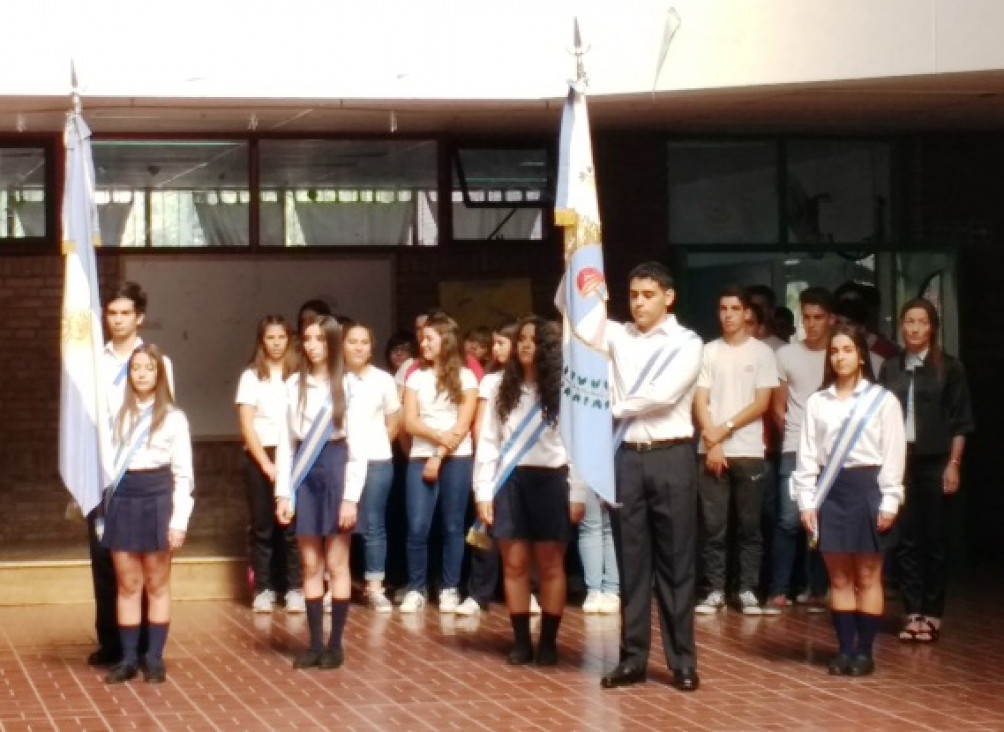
554, 33, 616, 506
58, 97, 109, 516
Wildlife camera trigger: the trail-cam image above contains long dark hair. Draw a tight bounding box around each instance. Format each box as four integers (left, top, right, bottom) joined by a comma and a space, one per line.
899, 297, 944, 380
298, 314, 346, 431
421, 313, 465, 404
820, 322, 874, 390
118, 343, 174, 444
497, 316, 561, 427
249, 315, 296, 380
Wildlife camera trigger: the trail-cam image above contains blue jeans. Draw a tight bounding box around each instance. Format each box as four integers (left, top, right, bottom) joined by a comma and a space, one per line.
578, 488, 619, 593
769, 452, 827, 597
359, 460, 394, 582
405, 456, 472, 592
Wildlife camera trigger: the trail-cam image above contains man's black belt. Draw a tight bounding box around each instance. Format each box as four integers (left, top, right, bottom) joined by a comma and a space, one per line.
621, 437, 691, 452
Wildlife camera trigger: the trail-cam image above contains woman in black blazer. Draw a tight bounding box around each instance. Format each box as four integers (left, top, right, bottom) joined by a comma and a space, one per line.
879, 298, 975, 643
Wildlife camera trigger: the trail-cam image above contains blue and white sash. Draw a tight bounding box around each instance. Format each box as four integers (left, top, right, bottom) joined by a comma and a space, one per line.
105, 406, 154, 502
812, 383, 889, 510
288, 395, 334, 513
611, 333, 697, 449
113, 360, 129, 387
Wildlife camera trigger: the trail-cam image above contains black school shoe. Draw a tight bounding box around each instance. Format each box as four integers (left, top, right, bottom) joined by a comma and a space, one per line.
827, 653, 853, 676
319, 649, 344, 669
847, 654, 875, 677
105, 662, 139, 684
143, 661, 167, 683
87, 648, 121, 667
293, 648, 324, 669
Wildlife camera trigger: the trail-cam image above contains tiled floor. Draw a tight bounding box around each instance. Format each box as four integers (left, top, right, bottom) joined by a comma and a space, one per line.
2, 575, 1003, 731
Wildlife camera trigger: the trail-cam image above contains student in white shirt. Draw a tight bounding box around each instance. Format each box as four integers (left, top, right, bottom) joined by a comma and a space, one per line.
475, 316, 586, 665
88, 282, 175, 669
274, 315, 366, 670
102, 344, 194, 685
457, 320, 520, 617
343, 323, 402, 612
793, 323, 905, 677
236, 315, 301, 615
400, 313, 479, 614
694, 287, 779, 616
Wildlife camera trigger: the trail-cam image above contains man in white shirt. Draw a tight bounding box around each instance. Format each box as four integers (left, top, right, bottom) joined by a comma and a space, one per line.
765, 287, 834, 613
600, 262, 703, 693
87, 282, 174, 667
694, 287, 779, 616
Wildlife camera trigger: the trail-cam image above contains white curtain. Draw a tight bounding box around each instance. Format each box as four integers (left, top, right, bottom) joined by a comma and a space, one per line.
96, 202, 133, 247
452, 204, 541, 240
194, 200, 250, 246
293, 200, 413, 245
12, 200, 45, 236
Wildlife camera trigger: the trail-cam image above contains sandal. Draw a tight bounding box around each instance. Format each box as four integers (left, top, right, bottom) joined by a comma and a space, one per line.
898, 614, 923, 641
914, 617, 941, 643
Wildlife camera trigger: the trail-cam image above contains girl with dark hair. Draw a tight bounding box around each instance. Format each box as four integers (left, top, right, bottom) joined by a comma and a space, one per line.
793, 323, 905, 676
475, 317, 586, 665
236, 316, 302, 614
103, 344, 194, 685
456, 319, 522, 617
880, 299, 974, 643
400, 313, 479, 613
343, 323, 402, 612
275, 315, 366, 669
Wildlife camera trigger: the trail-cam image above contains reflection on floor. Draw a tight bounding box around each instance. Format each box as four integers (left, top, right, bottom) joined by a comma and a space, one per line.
1, 581, 1002, 731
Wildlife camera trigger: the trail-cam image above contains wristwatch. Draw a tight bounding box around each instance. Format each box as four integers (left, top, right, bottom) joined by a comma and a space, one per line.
725, 419, 735, 434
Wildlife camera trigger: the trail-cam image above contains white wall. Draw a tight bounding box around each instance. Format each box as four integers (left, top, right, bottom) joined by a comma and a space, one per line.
3, 1, 1004, 102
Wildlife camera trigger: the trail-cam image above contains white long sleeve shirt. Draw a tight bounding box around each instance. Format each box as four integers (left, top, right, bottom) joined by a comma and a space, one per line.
117, 403, 195, 532
792, 379, 906, 514
473, 381, 587, 504
607, 315, 703, 443
274, 373, 367, 503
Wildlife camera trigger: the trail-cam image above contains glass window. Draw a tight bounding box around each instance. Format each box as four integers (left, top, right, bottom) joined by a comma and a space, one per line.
92, 141, 249, 247
786, 141, 891, 246
259, 140, 437, 246
0, 146, 48, 239
668, 141, 779, 245
452, 148, 549, 241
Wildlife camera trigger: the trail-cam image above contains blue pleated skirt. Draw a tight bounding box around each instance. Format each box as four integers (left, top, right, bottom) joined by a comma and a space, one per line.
818, 466, 885, 555
102, 467, 173, 553
294, 440, 347, 538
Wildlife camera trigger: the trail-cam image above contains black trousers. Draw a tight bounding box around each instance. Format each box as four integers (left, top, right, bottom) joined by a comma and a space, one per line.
610, 444, 697, 672
245, 450, 301, 592
697, 457, 766, 594
88, 507, 147, 655
897, 454, 953, 617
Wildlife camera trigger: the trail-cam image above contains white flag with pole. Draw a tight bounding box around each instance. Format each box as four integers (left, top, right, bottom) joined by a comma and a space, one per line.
59, 76, 109, 516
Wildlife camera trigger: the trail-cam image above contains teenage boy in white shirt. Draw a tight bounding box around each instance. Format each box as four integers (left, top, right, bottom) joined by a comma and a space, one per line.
694, 287, 778, 616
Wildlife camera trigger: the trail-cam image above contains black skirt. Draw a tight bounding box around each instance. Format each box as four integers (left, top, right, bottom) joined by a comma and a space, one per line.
102, 467, 173, 553
492, 466, 571, 543
295, 440, 348, 538
818, 466, 886, 555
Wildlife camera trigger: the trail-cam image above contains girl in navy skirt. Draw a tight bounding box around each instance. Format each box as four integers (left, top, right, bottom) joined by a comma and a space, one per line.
475, 317, 586, 665
793, 323, 906, 676
236, 315, 302, 614
103, 344, 194, 684
275, 315, 367, 669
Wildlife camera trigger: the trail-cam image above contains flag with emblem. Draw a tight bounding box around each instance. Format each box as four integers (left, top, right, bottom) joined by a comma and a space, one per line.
554, 23, 616, 505
59, 92, 109, 516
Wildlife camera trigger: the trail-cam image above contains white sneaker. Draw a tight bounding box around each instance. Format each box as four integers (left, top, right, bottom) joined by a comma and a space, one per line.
695, 590, 725, 615
439, 588, 460, 614
738, 590, 762, 616
367, 588, 393, 614
529, 594, 542, 615
252, 589, 276, 614
599, 592, 621, 615
455, 597, 482, 616
285, 589, 306, 614
399, 590, 426, 613
582, 590, 603, 614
